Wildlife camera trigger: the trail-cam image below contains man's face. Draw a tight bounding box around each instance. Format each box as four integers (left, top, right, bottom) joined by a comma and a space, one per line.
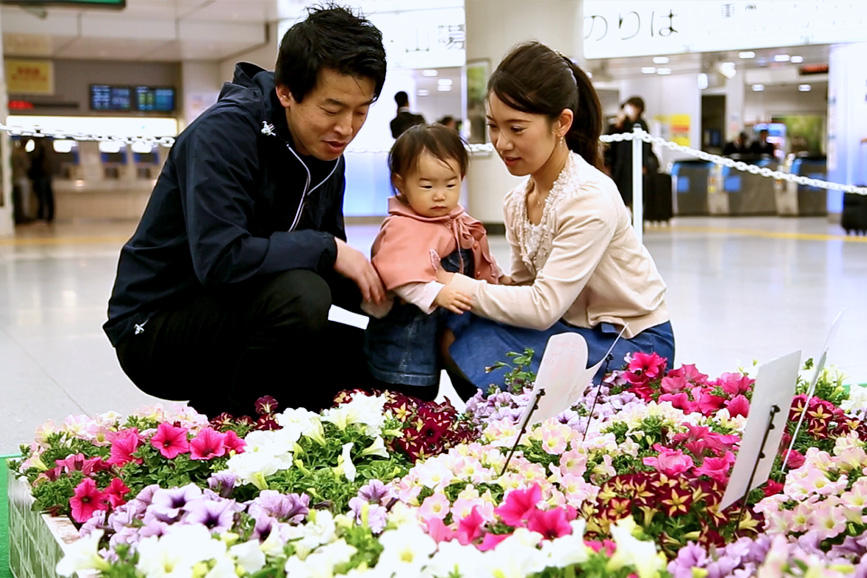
276, 68, 375, 161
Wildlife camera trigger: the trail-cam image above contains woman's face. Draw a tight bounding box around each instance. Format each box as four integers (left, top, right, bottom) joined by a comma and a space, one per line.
486, 92, 558, 177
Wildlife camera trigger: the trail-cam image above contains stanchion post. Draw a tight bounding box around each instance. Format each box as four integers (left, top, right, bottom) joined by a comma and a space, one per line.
632, 126, 644, 244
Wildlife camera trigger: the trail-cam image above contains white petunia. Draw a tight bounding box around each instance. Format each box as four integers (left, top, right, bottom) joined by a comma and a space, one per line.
135, 525, 227, 577
322, 393, 387, 436
361, 435, 390, 458
56, 530, 110, 576
229, 539, 266, 573
607, 516, 666, 578
375, 522, 437, 576
334, 442, 357, 482
483, 528, 546, 577
424, 540, 485, 577
295, 509, 338, 557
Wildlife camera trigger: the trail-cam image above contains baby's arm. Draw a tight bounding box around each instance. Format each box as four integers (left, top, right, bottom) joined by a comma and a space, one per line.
395, 281, 472, 314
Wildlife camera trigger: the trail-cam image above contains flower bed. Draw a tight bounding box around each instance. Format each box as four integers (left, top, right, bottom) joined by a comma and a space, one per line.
7, 354, 867, 577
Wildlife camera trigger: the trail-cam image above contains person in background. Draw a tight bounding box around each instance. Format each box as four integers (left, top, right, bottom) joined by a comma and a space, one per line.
605, 96, 658, 207
723, 131, 749, 156
103, 5, 388, 418
390, 90, 426, 138
750, 128, 776, 156
436, 42, 674, 396
27, 138, 55, 223
437, 115, 459, 131
11, 139, 32, 224
363, 124, 502, 400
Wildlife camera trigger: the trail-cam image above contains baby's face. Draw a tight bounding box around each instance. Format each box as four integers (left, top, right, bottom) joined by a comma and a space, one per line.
397, 150, 463, 218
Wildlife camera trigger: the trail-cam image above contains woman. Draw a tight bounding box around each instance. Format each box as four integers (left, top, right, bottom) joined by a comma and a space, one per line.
438, 41, 674, 395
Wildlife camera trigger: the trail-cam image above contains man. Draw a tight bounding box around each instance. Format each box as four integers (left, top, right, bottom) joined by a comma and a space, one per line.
104, 6, 387, 418
722, 131, 749, 156
389, 90, 425, 138
749, 128, 776, 156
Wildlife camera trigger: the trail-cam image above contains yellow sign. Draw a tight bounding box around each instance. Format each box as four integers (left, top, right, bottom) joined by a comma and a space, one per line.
5, 59, 54, 95
654, 113, 691, 147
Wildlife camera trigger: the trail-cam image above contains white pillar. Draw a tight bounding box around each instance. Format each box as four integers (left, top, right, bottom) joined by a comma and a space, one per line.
827, 42, 867, 216
0, 10, 13, 237
464, 0, 582, 226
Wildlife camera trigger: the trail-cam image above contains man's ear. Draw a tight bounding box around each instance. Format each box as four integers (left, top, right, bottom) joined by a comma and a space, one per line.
275, 85, 295, 108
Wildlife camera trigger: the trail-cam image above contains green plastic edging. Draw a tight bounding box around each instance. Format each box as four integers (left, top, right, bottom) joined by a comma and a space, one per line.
1, 454, 21, 578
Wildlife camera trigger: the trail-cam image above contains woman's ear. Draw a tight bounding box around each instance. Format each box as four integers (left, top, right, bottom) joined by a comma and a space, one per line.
557, 108, 574, 138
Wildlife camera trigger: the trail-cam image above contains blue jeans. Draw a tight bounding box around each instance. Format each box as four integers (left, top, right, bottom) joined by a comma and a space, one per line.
447, 314, 675, 391
364, 248, 474, 386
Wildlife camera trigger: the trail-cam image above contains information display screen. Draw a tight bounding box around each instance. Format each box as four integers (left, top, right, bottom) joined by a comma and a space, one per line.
90, 84, 131, 111
135, 86, 175, 112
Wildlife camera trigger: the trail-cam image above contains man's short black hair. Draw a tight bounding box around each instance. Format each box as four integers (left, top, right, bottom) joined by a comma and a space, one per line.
275, 4, 386, 103
394, 90, 409, 107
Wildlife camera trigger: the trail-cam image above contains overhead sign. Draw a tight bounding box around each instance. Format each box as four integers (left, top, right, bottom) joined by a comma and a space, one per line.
583, 0, 867, 59
0, 0, 125, 7
5, 60, 54, 95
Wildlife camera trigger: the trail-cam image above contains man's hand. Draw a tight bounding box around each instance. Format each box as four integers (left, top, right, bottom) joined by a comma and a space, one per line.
334, 238, 385, 304
434, 285, 472, 314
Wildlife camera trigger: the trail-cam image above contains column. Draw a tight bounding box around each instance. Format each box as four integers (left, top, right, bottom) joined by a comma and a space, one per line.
827, 42, 867, 216
464, 0, 582, 226
0, 10, 12, 237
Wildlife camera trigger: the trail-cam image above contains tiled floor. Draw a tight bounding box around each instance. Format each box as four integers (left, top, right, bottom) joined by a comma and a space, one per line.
1, 216, 865, 454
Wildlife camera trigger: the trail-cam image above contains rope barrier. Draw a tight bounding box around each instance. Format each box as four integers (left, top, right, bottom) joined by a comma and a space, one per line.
3, 123, 864, 196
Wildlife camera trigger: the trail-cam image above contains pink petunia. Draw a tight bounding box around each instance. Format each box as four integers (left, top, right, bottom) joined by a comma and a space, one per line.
527, 507, 573, 540
694, 453, 736, 483
104, 477, 131, 508
643, 445, 695, 476
69, 478, 107, 523
189, 427, 226, 460
222, 430, 246, 454
716, 372, 754, 396
107, 428, 143, 466
150, 422, 190, 459
697, 392, 726, 414
495, 484, 542, 528
627, 352, 667, 381
455, 506, 485, 545
725, 395, 751, 418
658, 392, 695, 413
477, 531, 510, 551
425, 517, 455, 543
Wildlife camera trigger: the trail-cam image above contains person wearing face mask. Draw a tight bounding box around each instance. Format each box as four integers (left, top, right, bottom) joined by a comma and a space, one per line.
436, 42, 674, 396
606, 96, 659, 207
103, 5, 388, 417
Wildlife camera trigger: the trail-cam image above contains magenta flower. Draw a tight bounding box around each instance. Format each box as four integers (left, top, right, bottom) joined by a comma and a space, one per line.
478, 531, 510, 551
715, 372, 754, 396
527, 507, 573, 540
694, 453, 736, 483
643, 445, 695, 476
725, 394, 750, 418
108, 428, 143, 466
455, 506, 485, 545
495, 484, 542, 528
70, 478, 107, 523
222, 430, 246, 453
150, 422, 190, 459
189, 427, 226, 460
104, 477, 131, 508
627, 352, 667, 381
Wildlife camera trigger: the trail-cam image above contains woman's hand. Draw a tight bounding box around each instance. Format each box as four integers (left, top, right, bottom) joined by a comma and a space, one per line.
498, 274, 514, 285
434, 285, 472, 314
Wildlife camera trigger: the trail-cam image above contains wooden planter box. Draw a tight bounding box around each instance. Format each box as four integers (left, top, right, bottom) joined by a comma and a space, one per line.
7, 474, 92, 578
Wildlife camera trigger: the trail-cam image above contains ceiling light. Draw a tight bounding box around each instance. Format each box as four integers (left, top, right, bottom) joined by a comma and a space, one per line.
656, 67, 672, 75
798, 84, 812, 92
641, 66, 657, 74
790, 55, 804, 63
652, 56, 669, 64
421, 69, 438, 77
698, 73, 709, 90
437, 85, 452, 92
131, 141, 153, 153
773, 54, 791, 62
751, 83, 765, 92
437, 78, 453, 86
417, 89, 430, 96
738, 51, 756, 59
718, 61, 736, 78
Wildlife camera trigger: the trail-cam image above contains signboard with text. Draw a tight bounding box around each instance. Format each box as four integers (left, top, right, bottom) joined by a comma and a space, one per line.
583, 0, 867, 59
5, 59, 54, 95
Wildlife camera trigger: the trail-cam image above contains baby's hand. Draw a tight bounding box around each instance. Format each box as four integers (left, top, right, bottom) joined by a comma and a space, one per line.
434, 285, 472, 314
498, 274, 514, 286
